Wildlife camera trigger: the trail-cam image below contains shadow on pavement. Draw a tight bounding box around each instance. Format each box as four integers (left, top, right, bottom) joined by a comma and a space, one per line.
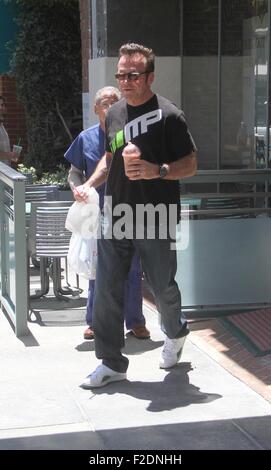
28, 297, 87, 327
1, 414, 270, 451
75, 336, 163, 355
91, 362, 222, 412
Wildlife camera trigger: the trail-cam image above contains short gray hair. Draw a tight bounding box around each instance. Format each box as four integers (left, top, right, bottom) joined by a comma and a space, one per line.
95, 86, 121, 104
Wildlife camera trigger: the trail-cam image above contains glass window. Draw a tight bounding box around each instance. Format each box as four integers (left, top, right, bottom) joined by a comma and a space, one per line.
91, 0, 180, 58
221, 0, 269, 169
182, 0, 219, 170
106, 0, 180, 57
91, 0, 107, 58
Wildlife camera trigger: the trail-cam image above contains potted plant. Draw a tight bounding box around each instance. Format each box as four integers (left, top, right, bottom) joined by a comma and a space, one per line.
17, 163, 73, 200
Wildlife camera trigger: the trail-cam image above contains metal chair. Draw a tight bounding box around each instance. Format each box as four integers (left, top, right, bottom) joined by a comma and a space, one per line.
25, 184, 60, 268
25, 183, 60, 202
28, 200, 80, 300
25, 184, 60, 225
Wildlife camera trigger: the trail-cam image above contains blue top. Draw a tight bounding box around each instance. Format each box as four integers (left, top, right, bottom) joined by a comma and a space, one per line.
64, 124, 106, 208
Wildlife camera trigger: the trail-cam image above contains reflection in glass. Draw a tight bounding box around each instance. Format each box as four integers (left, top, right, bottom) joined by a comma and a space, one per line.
91, 0, 107, 58
182, 0, 219, 170
221, 0, 269, 169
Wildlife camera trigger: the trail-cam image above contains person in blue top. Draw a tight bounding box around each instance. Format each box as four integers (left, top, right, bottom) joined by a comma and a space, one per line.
64, 86, 150, 340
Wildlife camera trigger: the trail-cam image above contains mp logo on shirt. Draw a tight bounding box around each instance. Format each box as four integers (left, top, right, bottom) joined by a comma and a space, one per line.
110, 109, 162, 154
124, 109, 162, 141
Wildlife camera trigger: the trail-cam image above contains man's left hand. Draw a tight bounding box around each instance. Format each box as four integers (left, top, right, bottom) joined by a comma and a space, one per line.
126, 159, 159, 180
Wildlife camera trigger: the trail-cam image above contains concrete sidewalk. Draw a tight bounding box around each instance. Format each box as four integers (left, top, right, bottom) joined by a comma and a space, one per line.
0, 291, 271, 450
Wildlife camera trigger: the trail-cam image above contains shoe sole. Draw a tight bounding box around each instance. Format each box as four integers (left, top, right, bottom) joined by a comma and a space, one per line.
130, 331, 150, 340
159, 360, 179, 369
80, 374, 127, 389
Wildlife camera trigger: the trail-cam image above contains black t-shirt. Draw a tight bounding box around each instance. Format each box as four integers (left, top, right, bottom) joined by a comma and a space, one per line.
105, 94, 196, 227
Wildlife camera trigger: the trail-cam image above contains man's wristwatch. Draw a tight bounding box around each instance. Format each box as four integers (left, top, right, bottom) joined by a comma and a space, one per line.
159, 164, 169, 179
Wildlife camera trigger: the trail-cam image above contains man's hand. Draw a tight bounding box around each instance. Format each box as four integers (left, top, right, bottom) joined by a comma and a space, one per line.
125, 159, 159, 180
125, 151, 197, 181
0, 151, 19, 163
10, 151, 20, 163
70, 182, 90, 202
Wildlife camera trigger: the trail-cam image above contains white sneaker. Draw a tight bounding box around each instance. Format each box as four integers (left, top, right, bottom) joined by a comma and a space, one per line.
80, 364, 127, 389
159, 336, 186, 369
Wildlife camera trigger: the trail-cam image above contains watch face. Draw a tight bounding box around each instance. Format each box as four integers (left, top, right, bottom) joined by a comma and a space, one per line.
159, 165, 168, 178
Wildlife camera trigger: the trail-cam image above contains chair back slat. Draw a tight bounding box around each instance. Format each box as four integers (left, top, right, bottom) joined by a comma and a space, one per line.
25, 184, 60, 202
28, 201, 73, 258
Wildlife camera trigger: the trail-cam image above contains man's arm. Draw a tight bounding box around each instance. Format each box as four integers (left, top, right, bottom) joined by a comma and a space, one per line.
161, 151, 197, 180
0, 150, 18, 162
68, 164, 85, 188
72, 152, 112, 202
85, 152, 112, 188
125, 151, 197, 181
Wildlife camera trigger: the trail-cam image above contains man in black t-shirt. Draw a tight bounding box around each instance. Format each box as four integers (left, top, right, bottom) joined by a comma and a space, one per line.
74, 43, 197, 389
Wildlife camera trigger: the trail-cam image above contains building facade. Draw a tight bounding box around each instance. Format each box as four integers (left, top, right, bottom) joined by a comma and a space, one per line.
80, 0, 270, 171
0, 1, 27, 157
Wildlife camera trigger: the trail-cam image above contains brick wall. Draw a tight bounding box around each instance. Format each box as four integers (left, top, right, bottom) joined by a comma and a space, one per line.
0, 75, 27, 161
79, 0, 90, 93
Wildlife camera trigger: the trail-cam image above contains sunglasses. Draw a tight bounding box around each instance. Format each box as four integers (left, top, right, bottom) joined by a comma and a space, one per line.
114, 71, 148, 82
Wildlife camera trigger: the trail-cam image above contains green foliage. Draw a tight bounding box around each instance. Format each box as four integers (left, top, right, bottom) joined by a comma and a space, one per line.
9, 0, 82, 173
38, 164, 69, 189
17, 162, 69, 189
17, 163, 38, 182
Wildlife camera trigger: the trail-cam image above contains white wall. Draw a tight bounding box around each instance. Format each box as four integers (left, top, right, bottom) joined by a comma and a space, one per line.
85, 56, 181, 127
82, 92, 90, 130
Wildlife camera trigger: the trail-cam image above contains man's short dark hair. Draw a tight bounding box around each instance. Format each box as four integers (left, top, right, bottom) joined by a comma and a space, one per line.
119, 43, 155, 73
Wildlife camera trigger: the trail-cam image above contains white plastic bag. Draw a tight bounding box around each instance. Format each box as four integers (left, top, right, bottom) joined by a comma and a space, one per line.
65, 187, 99, 279
67, 233, 97, 279
65, 187, 100, 239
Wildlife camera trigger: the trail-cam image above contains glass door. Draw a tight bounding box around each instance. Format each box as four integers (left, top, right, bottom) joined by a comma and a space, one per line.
221, 0, 269, 170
